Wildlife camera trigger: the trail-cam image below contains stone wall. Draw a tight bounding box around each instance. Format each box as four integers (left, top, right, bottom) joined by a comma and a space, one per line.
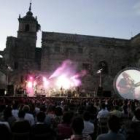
41, 32, 130, 93
2, 30, 140, 95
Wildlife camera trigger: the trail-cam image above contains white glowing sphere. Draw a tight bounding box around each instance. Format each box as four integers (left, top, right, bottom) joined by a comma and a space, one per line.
115, 69, 140, 100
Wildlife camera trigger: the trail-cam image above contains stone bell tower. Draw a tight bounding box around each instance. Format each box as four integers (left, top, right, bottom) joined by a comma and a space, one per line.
17, 2, 40, 49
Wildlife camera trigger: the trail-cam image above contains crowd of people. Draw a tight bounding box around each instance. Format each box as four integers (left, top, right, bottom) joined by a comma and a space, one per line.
0, 96, 140, 140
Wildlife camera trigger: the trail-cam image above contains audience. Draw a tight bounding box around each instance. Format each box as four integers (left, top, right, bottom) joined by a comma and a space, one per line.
0, 96, 139, 140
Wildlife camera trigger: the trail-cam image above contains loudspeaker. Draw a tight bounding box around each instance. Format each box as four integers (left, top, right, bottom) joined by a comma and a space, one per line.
0, 89, 5, 96
103, 91, 112, 97
97, 87, 103, 97
7, 85, 14, 96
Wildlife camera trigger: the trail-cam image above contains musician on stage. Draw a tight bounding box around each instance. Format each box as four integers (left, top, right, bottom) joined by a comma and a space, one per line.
117, 72, 135, 99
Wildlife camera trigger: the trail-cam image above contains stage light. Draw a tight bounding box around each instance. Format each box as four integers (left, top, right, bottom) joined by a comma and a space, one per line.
27, 81, 33, 88
29, 76, 33, 80
71, 76, 81, 87
56, 75, 71, 89
33, 81, 37, 87
42, 76, 47, 81
43, 76, 49, 88
97, 69, 103, 74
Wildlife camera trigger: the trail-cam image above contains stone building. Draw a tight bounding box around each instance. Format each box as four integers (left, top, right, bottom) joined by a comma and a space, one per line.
1, 3, 140, 96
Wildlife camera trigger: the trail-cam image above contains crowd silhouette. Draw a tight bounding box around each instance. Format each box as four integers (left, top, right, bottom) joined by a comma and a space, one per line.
0, 96, 140, 140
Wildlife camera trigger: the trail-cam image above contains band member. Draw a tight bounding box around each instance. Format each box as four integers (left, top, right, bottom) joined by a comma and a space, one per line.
117, 72, 138, 99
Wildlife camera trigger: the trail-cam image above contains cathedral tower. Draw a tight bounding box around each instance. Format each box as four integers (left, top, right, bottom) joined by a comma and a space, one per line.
17, 2, 40, 47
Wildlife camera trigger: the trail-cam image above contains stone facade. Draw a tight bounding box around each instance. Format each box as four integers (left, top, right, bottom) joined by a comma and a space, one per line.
41, 32, 131, 93
1, 4, 140, 96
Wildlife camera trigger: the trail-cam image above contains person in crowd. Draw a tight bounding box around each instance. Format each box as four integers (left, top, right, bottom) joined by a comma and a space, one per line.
57, 111, 73, 140
12, 102, 19, 119
45, 105, 56, 128
126, 107, 140, 140
121, 100, 129, 118
85, 102, 98, 122
54, 106, 63, 128
22, 105, 35, 126
132, 107, 140, 122
77, 105, 85, 116
3, 106, 16, 128
31, 111, 56, 140
110, 105, 122, 118
82, 111, 94, 137
129, 101, 136, 119
0, 118, 11, 131
97, 103, 109, 120
0, 106, 11, 131
11, 110, 31, 133
66, 116, 92, 140
34, 103, 41, 115
0, 124, 11, 140
96, 115, 126, 140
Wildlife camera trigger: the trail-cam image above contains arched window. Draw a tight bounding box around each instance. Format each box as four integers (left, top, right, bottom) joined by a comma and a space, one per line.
25, 24, 30, 32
